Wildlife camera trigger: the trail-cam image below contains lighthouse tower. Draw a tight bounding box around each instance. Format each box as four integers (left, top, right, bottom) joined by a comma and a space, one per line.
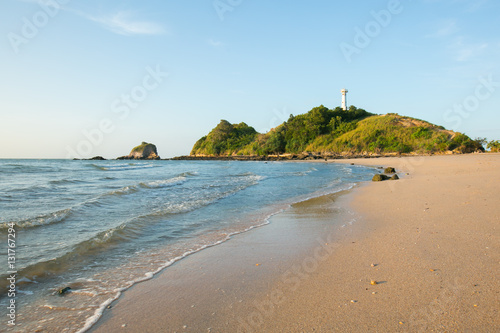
341, 88, 348, 110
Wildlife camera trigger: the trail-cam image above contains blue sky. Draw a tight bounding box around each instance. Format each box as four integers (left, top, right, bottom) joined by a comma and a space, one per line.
1, 0, 499, 158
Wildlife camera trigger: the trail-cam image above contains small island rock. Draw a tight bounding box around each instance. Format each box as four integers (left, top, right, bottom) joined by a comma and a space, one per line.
118, 142, 160, 160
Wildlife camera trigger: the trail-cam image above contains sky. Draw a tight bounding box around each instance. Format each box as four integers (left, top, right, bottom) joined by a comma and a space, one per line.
1, 0, 499, 159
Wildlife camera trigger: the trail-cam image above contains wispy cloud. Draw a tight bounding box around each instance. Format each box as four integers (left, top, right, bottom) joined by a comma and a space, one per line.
464, 0, 490, 12
82, 11, 166, 36
207, 38, 224, 47
426, 19, 459, 38
450, 37, 489, 62
424, 18, 490, 62
12, 0, 167, 36
422, 0, 491, 12
12, 0, 42, 3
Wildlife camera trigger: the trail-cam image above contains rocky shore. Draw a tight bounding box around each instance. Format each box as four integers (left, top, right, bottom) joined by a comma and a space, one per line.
171, 152, 386, 161
72, 144, 480, 162
170, 151, 456, 161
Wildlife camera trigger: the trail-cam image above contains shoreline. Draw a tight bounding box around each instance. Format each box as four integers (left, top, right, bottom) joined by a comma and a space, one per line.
89, 154, 499, 332
89, 188, 365, 332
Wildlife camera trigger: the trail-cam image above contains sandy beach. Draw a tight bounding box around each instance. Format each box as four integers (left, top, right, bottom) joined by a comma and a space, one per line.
90, 154, 500, 332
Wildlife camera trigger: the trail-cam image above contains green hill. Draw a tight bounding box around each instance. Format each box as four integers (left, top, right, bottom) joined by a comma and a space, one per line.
191, 121, 257, 156
190, 106, 483, 157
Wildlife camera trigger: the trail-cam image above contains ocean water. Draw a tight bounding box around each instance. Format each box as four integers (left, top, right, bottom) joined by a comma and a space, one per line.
0, 159, 374, 332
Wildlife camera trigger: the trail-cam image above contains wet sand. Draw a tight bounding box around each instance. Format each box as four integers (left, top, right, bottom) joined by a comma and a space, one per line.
90, 154, 500, 332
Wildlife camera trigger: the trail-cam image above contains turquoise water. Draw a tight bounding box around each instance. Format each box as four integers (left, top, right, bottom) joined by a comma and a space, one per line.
0, 159, 373, 332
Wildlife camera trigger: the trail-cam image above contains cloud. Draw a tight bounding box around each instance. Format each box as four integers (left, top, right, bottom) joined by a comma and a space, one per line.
11, 0, 167, 36
449, 37, 489, 62
424, 19, 490, 62
422, 0, 491, 12
465, 0, 490, 12
12, 0, 41, 3
84, 11, 166, 36
208, 38, 224, 47
426, 19, 459, 38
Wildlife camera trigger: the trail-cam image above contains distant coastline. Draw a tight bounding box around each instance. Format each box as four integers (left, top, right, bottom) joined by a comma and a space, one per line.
73, 150, 490, 162
170, 151, 458, 161
69, 106, 499, 161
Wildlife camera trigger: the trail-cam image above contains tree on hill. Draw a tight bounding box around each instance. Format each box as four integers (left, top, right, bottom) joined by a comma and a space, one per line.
487, 140, 500, 152
281, 105, 372, 153
263, 126, 286, 154
191, 120, 257, 156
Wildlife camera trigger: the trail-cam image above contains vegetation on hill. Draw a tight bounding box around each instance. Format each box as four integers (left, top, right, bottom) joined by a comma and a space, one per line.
191, 121, 257, 156
132, 141, 154, 153
305, 113, 482, 154
190, 106, 484, 156
487, 140, 500, 152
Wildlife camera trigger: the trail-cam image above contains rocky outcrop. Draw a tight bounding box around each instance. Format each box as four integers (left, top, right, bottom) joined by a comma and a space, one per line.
373, 166, 398, 181
172, 152, 388, 161
117, 142, 160, 160
372, 171, 399, 182
73, 156, 106, 160
372, 174, 389, 182
384, 167, 396, 174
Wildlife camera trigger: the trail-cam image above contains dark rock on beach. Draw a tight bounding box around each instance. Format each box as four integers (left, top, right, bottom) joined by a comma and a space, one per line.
390, 174, 399, 180
58, 287, 71, 295
384, 167, 396, 174
372, 174, 389, 182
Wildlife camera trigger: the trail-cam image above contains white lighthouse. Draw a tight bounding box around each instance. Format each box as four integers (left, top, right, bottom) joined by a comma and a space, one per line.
341, 88, 348, 110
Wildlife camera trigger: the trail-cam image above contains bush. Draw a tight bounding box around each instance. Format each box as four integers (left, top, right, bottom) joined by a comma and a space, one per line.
412, 127, 432, 139
487, 140, 500, 152
448, 133, 484, 153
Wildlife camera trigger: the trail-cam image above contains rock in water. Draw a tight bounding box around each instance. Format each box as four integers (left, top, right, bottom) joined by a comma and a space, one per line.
390, 174, 399, 180
117, 142, 160, 160
384, 167, 396, 174
58, 287, 71, 295
372, 174, 389, 182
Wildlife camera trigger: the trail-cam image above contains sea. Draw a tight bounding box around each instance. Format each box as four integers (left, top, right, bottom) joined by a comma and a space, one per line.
0, 159, 374, 332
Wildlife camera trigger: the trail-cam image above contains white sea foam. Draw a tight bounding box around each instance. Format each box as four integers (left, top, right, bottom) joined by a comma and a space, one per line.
1, 208, 73, 229
94, 163, 157, 171
140, 175, 187, 188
